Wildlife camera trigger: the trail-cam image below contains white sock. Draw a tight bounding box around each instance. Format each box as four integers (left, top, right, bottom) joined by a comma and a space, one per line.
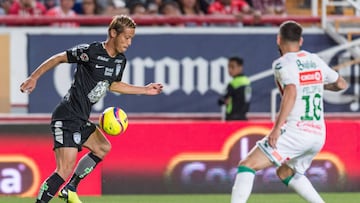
231, 166, 256, 203
287, 173, 325, 203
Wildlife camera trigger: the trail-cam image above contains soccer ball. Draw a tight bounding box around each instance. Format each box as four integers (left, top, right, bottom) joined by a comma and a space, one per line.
99, 107, 128, 136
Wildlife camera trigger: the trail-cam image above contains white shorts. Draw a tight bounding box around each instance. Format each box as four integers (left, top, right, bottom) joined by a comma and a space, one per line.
257, 126, 325, 174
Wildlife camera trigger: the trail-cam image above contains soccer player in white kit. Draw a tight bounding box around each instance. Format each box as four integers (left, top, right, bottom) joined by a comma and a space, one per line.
230, 21, 348, 203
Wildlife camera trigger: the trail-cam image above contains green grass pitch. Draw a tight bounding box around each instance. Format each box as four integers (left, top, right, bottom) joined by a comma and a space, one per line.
2, 193, 360, 203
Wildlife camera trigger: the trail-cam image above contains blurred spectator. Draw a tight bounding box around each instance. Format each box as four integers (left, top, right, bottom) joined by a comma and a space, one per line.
81, 0, 103, 15
198, 0, 210, 14
159, 0, 183, 26
103, 0, 129, 16
146, 0, 162, 14
128, 1, 147, 15
125, 0, 158, 14
44, 0, 56, 10
8, 0, 47, 16
46, 0, 79, 27
251, 0, 286, 16
244, 0, 252, 7
0, 0, 12, 14
177, 0, 204, 15
177, 0, 207, 26
207, 0, 251, 15
159, 0, 181, 16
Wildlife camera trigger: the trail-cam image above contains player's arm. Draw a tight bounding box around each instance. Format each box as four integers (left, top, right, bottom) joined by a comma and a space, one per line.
218, 85, 232, 105
268, 84, 297, 148
20, 52, 68, 93
324, 74, 347, 91
109, 81, 163, 95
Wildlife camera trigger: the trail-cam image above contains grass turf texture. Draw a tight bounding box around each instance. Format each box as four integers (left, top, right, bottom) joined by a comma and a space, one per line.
2, 193, 360, 203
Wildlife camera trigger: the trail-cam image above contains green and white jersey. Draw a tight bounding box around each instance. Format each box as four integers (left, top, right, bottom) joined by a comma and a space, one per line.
272, 50, 339, 135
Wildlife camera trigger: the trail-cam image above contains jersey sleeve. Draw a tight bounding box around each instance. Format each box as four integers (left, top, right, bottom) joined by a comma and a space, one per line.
66, 44, 91, 64
273, 58, 295, 86
313, 54, 339, 84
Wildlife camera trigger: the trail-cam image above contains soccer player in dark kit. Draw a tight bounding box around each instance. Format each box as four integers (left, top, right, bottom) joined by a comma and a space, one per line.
20, 15, 163, 203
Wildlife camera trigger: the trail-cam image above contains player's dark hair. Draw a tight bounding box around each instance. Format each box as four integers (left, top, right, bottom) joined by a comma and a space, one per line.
108, 15, 136, 36
279, 20, 302, 42
228, 56, 244, 66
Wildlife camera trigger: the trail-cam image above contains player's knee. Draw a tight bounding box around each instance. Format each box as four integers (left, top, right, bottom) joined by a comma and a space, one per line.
101, 141, 112, 154
276, 164, 294, 180
95, 141, 111, 158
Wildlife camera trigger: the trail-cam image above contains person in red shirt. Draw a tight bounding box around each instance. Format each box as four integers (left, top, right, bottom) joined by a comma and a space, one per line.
8, 0, 46, 15
46, 0, 79, 27
207, 0, 251, 15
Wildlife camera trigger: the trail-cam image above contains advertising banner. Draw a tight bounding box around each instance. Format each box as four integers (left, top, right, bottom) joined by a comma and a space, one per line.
101, 120, 360, 194
1, 120, 359, 196
0, 121, 360, 196
26, 32, 359, 114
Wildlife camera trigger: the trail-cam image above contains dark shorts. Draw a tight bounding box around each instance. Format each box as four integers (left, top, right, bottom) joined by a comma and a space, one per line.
51, 104, 96, 151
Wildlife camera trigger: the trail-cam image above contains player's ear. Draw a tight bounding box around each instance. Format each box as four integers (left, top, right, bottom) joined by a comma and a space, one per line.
299, 37, 303, 47
276, 35, 280, 46
110, 29, 117, 38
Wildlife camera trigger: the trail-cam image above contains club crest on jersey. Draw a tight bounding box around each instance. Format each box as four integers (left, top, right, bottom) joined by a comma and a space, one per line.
299, 70, 322, 85
97, 56, 109, 62
73, 132, 81, 144
80, 53, 89, 62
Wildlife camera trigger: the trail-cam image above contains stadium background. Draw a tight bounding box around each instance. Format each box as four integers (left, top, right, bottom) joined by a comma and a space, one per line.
1, 1, 360, 198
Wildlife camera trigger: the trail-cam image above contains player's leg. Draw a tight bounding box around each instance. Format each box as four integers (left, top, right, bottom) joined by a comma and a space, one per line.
277, 160, 325, 203
35, 147, 78, 203
231, 146, 273, 203
64, 126, 110, 192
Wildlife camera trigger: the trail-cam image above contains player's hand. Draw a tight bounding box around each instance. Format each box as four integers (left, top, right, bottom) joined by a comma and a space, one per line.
268, 127, 281, 149
145, 83, 163, 95
20, 77, 37, 94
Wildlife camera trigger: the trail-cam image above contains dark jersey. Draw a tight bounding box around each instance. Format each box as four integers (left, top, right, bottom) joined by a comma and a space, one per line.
52, 41, 126, 121
220, 74, 251, 120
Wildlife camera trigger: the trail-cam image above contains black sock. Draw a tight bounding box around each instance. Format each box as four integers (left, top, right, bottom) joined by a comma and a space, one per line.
35, 172, 64, 203
68, 152, 102, 190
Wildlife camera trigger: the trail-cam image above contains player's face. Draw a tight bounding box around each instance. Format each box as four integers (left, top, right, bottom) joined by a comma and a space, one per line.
228, 61, 242, 77
114, 27, 135, 53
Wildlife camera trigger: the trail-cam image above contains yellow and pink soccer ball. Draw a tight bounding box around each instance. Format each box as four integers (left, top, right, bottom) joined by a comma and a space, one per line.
99, 107, 128, 136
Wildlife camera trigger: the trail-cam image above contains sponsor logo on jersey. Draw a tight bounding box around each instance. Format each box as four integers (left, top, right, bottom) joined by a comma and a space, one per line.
97, 56, 109, 62
299, 70, 322, 85
104, 68, 114, 76
95, 64, 105, 69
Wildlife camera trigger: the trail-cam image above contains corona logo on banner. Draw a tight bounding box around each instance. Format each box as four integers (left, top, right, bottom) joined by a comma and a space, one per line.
0, 155, 40, 197
165, 126, 346, 193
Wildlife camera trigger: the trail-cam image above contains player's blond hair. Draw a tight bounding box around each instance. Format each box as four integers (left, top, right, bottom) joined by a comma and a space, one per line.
108, 15, 136, 36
